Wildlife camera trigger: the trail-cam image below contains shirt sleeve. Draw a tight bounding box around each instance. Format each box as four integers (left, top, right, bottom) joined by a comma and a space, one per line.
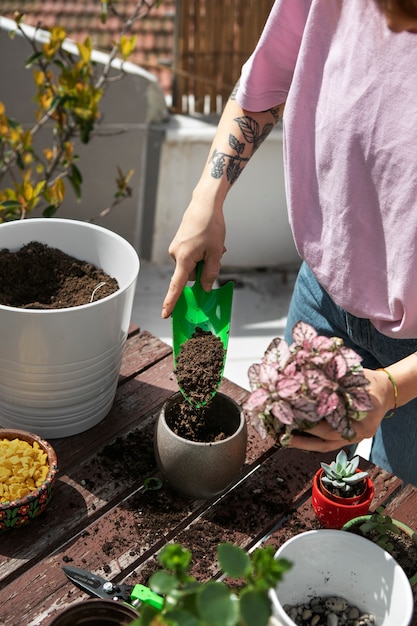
236, 0, 312, 111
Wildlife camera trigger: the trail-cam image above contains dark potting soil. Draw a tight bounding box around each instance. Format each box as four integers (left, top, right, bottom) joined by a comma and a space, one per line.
0, 241, 119, 308
173, 327, 227, 441
175, 327, 225, 406
166, 392, 238, 443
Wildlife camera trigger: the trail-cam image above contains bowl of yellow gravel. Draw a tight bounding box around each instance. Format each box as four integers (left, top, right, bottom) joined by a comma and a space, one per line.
0, 428, 57, 530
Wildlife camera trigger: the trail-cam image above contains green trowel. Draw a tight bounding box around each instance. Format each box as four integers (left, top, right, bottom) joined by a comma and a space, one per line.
172, 261, 234, 406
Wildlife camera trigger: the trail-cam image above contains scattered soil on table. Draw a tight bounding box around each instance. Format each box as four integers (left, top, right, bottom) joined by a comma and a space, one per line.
0, 241, 119, 308
345, 523, 417, 580
175, 327, 225, 406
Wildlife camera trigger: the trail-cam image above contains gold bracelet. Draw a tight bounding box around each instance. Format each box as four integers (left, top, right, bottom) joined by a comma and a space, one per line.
377, 368, 398, 418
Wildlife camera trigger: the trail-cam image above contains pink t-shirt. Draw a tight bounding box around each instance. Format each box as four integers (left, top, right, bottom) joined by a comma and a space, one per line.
236, 0, 417, 339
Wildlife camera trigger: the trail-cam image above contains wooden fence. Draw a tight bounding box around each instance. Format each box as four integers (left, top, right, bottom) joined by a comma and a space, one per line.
172, 0, 274, 114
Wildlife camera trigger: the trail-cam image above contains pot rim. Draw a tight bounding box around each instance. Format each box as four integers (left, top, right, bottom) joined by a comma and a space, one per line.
341, 514, 417, 586
318, 468, 368, 505
161, 391, 246, 447
0, 218, 139, 314
314, 468, 374, 510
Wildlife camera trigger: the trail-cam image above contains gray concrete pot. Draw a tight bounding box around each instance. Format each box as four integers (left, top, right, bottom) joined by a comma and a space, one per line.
154, 391, 247, 499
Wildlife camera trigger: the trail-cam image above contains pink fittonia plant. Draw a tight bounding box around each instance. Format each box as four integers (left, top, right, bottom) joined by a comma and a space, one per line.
244, 321, 372, 444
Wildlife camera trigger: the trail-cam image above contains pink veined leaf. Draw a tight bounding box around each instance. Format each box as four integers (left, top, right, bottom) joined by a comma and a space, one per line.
258, 362, 280, 387
291, 320, 318, 344
291, 396, 322, 423
270, 399, 295, 425
339, 346, 363, 368
247, 363, 261, 390
340, 372, 368, 389
243, 387, 270, 412
325, 402, 349, 430
316, 389, 341, 417
263, 337, 291, 367
276, 373, 303, 398
309, 350, 334, 367
324, 354, 348, 380
310, 334, 335, 352
346, 387, 373, 411
303, 368, 335, 396
282, 360, 298, 377
294, 348, 314, 367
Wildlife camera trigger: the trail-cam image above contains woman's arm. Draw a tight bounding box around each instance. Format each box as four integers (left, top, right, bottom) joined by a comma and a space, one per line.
161, 89, 284, 319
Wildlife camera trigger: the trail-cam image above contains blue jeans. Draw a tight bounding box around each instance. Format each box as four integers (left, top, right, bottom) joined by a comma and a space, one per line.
285, 262, 417, 486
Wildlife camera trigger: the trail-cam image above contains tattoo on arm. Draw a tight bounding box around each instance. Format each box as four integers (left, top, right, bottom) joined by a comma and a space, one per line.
230, 80, 240, 101
209, 115, 274, 184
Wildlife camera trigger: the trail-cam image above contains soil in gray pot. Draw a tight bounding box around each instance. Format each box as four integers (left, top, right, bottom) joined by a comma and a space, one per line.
173, 327, 228, 441
0, 241, 119, 308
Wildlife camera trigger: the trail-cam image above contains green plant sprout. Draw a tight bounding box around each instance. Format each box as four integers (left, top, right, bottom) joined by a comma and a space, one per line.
128, 542, 292, 626
358, 506, 402, 553
143, 477, 163, 493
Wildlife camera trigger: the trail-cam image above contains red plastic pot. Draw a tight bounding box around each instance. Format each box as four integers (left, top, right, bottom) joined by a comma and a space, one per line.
311, 468, 374, 529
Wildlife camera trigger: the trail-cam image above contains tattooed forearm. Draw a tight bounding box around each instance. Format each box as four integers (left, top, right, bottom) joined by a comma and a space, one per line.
230, 80, 240, 101
209, 114, 274, 184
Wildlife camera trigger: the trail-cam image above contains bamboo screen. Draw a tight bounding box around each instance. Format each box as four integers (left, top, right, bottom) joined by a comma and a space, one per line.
172, 0, 274, 114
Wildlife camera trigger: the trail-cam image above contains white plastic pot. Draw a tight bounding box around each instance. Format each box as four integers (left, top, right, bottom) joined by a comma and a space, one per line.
269, 530, 413, 626
0, 218, 139, 438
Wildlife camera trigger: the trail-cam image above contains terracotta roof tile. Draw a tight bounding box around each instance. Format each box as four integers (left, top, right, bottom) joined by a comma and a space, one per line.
2, 0, 175, 93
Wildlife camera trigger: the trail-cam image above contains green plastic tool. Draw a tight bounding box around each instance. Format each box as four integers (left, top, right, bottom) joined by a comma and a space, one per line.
172, 261, 234, 406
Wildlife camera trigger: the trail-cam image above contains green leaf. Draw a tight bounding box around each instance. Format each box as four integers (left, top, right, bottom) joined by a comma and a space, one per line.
0, 200, 22, 210
68, 163, 83, 199
42, 205, 59, 218
25, 51, 43, 68
158, 544, 192, 575
217, 543, 251, 578
197, 582, 239, 626
149, 570, 179, 596
240, 589, 271, 626
164, 608, 200, 626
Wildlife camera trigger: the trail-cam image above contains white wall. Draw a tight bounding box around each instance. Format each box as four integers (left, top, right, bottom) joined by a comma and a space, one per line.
0, 17, 168, 253
151, 115, 300, 269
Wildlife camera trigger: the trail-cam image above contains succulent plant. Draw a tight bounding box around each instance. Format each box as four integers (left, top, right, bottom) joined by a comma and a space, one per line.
320, 449, 368, 494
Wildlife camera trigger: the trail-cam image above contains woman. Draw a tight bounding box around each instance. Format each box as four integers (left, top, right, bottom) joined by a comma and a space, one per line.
161, 0, 417, 485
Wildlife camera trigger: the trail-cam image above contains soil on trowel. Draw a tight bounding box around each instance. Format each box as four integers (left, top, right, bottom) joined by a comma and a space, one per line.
173, 327, 227, 442
175, 327, 225, 405
0, 241, 119, 308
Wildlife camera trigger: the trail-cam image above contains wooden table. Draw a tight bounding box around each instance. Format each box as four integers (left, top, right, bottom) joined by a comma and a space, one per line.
1, 328, 416, 626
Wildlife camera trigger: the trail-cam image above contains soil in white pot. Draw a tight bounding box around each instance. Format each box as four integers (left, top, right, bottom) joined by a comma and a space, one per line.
0, 241, 119, 308
173, 327, 228, 441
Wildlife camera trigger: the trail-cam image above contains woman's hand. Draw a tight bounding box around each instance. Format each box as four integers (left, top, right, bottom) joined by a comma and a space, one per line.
285, 368, 393, 451
161, 199, 226, 319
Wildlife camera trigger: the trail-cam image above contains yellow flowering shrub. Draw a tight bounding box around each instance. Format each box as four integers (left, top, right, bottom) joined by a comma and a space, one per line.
0, 437, 49, 503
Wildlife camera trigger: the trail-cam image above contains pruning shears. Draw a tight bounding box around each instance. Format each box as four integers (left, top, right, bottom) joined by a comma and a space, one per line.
62, 565, 164, 611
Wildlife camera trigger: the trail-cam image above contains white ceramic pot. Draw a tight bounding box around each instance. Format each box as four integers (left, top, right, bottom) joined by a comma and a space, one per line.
154, 391, 247, 499
0, 218, 139, 438
269, 530, 413, 626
